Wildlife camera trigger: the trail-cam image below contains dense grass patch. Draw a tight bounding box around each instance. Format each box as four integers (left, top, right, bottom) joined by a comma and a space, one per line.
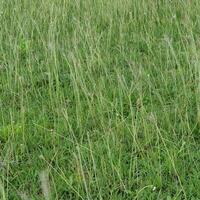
0, 0, 200, 199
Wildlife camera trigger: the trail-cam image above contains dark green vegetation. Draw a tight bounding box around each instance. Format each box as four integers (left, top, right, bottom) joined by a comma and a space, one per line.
0, 0, 200, 199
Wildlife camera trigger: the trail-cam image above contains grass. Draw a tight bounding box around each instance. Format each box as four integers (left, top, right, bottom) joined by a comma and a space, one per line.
0, 0, 200, 199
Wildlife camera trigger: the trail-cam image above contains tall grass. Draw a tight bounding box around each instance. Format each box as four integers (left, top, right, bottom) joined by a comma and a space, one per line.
0, 0, 200, 199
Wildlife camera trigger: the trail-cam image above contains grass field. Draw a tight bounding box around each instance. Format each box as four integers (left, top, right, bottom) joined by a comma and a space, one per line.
0, 0, 200, 199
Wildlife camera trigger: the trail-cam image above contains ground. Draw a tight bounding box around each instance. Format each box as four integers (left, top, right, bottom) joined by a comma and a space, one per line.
0, 0, 200, 199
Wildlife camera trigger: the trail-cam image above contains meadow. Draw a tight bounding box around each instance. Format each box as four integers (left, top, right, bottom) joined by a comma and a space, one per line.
0, 0, 200, 199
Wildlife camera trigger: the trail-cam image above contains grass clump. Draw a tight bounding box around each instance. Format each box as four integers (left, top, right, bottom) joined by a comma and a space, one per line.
0, 0, 200, 199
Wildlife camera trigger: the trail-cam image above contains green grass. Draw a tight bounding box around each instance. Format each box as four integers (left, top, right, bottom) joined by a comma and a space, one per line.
0, 0, 200, 199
